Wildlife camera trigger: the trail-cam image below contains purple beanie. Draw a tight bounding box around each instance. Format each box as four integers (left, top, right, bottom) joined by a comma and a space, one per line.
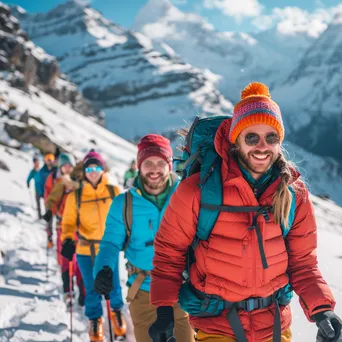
83, 151, 105, 170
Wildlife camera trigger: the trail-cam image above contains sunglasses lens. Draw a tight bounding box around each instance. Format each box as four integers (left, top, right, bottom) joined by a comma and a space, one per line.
85, 166, 103, 173
265, 132, 280, 145
245, 133, 260, 146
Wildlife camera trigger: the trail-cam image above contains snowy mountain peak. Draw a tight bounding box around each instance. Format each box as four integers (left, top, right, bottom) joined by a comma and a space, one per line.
14, 2, 232, 143
134, 0, 182, 29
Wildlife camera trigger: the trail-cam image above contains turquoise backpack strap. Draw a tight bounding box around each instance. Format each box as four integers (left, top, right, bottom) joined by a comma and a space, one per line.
197, 155, 222, 241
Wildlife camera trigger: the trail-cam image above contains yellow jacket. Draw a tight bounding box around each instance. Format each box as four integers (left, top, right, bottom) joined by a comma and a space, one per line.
61, 174, 120, 256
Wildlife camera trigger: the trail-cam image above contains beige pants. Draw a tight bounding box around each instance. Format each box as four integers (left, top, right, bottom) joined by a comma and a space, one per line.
129, 289, 195, 342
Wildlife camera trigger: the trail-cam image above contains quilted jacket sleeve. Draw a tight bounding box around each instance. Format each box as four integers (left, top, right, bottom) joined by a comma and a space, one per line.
45, 182, 64, 214
93, 194, 127, 277
35, 170, 44, 197
150, 176, 200, 307
61, 192, 77, 242
287, 184, 335, 321
26, 169, 35, 187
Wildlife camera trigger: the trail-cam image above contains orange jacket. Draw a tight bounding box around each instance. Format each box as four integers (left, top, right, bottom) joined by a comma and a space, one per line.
151, 119, 335, 340
61, 174, 120, 256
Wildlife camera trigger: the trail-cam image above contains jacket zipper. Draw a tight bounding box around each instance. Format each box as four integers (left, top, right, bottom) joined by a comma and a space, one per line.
251, 219, 256, 293
95, 191, 103, 236
149, 219, 155, 240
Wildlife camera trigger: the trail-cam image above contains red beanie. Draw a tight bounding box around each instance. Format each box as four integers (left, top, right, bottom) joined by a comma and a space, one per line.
137, 134, 173, 170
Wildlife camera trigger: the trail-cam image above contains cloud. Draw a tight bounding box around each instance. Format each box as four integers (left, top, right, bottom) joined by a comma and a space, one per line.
252, 5, 342, 37
171, 0, 188, 5
73, 0, 90, 6
203, 0, 262, 19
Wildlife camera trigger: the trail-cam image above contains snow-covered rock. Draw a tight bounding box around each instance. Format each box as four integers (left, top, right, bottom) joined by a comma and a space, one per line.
0, 1, 104, 124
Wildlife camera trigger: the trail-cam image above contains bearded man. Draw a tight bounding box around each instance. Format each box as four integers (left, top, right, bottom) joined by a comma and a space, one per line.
94, 134, 194, 342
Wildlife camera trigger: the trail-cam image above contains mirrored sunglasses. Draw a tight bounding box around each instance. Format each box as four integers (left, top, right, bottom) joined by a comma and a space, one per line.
244, 132, 280, 146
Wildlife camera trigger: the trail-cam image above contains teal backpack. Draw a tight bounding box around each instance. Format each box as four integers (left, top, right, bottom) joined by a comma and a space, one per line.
175, 115, 295, 342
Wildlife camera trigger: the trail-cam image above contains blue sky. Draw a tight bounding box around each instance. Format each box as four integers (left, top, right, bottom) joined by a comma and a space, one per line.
3, 0, 342, 33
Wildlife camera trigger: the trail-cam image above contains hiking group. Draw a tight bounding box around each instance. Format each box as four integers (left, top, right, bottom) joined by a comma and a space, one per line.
26, 82, 342, 342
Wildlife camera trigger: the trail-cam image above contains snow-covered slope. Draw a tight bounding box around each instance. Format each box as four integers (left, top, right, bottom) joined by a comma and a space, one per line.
280, 142, 342, 205
0, 145, 135, 341
132, 0, 315, 101
0, 80, 137, 179
14, 0, 232, 142
0, 76, 138, 340
1, 140, 342, 341
273, 12, 342, 163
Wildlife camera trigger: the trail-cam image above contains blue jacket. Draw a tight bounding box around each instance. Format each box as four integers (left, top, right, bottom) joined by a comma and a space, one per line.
94, 175, 179, 293
35, 164, 55, 197
27, 169, 38, 188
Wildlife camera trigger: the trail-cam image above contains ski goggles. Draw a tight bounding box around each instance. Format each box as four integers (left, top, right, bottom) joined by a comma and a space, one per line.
84, 166, 103, 173
243, 132, 280, 146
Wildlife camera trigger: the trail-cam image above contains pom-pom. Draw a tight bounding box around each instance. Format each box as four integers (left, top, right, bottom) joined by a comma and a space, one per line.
241, 82, 270, 100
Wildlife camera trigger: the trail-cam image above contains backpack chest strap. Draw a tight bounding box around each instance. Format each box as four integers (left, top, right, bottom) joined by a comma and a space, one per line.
199, 203, 272, 269
77, 233, 102, 265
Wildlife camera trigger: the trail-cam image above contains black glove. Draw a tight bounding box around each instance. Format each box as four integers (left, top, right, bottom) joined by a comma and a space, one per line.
94, 266, 113, 297
42, 210, 52, 222
148, 306, 175, 342
27, 183, 30, 188
314, 310, 342, 342
61, 239, 75, 261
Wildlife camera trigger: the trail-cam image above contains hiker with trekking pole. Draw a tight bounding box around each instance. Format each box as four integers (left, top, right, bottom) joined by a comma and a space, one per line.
93, 135, 194, 342
61, 151, 124, 342
26, 155, 41, 219
42, 153, 86, 308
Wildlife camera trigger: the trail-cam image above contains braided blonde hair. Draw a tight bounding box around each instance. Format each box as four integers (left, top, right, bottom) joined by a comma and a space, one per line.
273, 152, 296, 228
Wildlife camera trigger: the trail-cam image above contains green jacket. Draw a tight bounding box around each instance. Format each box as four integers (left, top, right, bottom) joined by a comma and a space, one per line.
124, 168, 138, 187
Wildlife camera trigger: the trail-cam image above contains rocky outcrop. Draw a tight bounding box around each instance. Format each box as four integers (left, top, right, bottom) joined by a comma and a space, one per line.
0, 2, 104, 125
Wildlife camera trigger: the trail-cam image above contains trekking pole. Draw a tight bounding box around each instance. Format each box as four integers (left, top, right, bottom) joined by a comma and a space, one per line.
105, 294, 114, 342
46, 242, 49, 282
69, 261, 73, 342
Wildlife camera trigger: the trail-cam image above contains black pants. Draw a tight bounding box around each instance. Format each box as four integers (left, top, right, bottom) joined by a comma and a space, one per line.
46, 217, 53, 241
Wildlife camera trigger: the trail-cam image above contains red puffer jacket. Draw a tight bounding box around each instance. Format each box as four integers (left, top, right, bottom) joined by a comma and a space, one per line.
151, 119, 335, 341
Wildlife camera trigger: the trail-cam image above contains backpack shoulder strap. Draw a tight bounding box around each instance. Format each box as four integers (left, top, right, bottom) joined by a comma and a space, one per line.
122, 191, 133, 252
196, 154, 223, 242
75, 181, 83, 228
106, 184, 117, 199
